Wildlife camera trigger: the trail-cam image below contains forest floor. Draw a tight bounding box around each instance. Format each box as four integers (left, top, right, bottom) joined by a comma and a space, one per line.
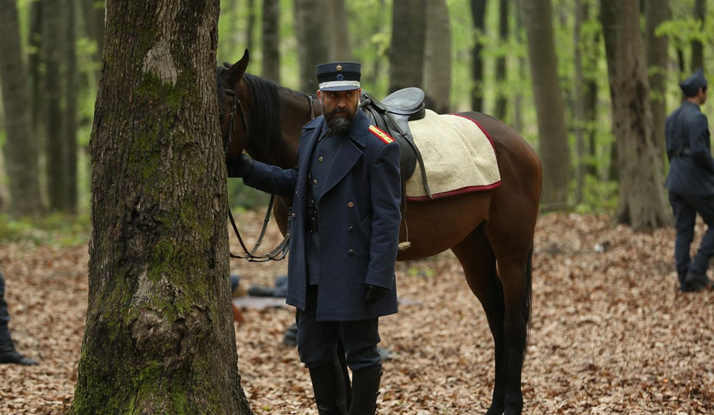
0, 212, 713, 414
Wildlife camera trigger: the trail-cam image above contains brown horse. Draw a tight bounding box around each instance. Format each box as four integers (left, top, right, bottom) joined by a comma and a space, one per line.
218, 51, 542, 415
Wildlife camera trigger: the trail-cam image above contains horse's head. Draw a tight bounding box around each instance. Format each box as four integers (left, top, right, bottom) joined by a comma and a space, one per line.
217, 49, 250, 159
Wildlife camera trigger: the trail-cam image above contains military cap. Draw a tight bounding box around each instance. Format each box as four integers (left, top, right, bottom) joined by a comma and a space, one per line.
316, 62, 361, 91
680, 68, 708, 97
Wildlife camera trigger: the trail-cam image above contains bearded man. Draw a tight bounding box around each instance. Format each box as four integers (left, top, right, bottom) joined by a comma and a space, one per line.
229, 62, 401, 414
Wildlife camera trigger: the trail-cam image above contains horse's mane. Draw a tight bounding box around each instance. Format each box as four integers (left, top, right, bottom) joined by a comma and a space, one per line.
241, 73, 283, 156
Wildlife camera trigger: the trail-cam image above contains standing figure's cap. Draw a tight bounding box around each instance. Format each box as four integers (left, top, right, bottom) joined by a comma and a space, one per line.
316, 62, 361, 91
680, 68, 708, 97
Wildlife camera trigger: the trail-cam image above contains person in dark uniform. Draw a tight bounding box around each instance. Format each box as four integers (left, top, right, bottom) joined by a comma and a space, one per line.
0, 270, 38, 365
229, 62, 401, 414
665, 68, 714, 293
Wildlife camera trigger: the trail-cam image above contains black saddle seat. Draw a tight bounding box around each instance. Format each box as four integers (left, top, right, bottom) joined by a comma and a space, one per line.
381, 87, 426, 120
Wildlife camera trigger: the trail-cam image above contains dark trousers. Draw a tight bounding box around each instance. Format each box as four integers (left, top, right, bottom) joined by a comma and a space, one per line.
669, 192, 714, 285
0, 271, 11, 347
296, 285, 381, 372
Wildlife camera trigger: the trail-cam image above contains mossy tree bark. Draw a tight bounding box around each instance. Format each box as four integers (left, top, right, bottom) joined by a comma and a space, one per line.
69, 0, 252, 413
601, 0, 672, 230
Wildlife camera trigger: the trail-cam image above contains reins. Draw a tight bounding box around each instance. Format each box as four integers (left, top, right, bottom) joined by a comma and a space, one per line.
224, 85, 316, 262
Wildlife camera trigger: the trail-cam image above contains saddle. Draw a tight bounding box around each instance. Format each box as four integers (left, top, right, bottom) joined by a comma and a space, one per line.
360, 87, 432, 200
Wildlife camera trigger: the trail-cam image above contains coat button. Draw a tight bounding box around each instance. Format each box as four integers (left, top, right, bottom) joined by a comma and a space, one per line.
318, 156, 324, 162
348, 249, 355, 255
348, 202, 354, 208
348, 226, 353, 232
313, 179, 318, 185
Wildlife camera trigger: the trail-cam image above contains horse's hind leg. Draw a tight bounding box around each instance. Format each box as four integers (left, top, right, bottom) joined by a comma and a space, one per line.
451, 223, 508, 415
485, 222, 534, 415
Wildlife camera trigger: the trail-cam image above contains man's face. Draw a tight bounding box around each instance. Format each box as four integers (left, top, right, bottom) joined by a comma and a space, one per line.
317, 88, 361, 135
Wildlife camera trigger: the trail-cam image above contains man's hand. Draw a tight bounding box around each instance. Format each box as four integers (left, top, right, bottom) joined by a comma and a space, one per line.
365, 285, 389, 305
227, 153, 254, 178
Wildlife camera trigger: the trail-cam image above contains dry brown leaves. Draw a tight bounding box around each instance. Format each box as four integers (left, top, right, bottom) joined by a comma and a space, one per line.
0, 212, 713, 414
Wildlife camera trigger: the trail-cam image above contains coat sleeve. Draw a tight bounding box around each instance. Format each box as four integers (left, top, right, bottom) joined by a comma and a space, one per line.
689, 114, 714, 174
243, 160, 298, 197
365, 142, 401, 289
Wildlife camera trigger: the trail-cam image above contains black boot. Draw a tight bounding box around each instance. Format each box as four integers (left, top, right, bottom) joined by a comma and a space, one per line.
0, 329, 38, 366
309, 360, 348, 415
348, 366, 382, 415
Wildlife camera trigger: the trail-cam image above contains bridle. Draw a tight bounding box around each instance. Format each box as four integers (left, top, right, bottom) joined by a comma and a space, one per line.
223, 84, 316, 262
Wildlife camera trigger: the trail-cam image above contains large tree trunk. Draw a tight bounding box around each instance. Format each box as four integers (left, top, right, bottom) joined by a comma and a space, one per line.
470, 0, 487, 112
495, 0, 509, 120
261, 0, 280, 83
645, 0, 670, 168
65, 0, 79, 213
43, 0, 67, 211
600, 0, 671, 230
692, 0, 705, 71
69, 0, 252, 413
0, 0, 44, 216
389, 0, 427, 93
328, 0, 352, 61
424, 0, 451, 114
522, 0, 571, 207
295, 0, 329, 92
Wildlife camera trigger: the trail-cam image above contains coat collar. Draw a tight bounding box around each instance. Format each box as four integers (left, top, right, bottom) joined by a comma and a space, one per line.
347, 109, 370, 147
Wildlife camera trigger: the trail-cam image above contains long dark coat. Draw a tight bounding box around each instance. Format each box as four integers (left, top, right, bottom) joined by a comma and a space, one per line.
244, 109, 401, 321
666, 101, 714, 196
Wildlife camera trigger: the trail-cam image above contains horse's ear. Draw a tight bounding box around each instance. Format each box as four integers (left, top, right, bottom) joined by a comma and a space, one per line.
226, 49, 250, 86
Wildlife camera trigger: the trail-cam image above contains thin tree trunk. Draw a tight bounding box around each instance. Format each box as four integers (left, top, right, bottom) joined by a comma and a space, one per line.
0, 0, 44, 216
328, 0, 352, 61
514, 0, 525, 133
295, 0, 329, 92
470, 0, 487, 112
645, 0, 670, 169
495, 0, 509, 121
692, 0, 705, 71
245, 0, 255, 54
389, 0, 427, 93
424, 0, 451, 114
574, 0, 586, 205
69, 0, 252, 412
65, 0, 78, 213
261, 0, 280, 82
600, 0, 672, 229
522, 0, 571, 206
28, 0, 44, 135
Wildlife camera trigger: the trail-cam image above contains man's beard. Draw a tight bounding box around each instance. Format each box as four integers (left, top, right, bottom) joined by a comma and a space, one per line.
324, 106, 356, 135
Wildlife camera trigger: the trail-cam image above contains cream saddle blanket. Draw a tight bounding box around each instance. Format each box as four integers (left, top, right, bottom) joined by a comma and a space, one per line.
405, 110, 501, 201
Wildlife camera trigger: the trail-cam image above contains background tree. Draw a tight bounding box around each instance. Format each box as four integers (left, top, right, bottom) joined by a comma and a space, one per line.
424, 0, 452, 114
64, 0, 79, 213
328, 0, 352, 61
295, 0, 329, 92
645, 0, 670, 162
495, 0, 509, 120
470, 0, 487, 112
522, 0, 571, 207
691, 0, 705, 71
262, 0, 281, 82
389, 0, 427, 93
43, 0, 67, 211
0, 0, 43, 216
600, 0, 671, 229
245, 0, 256, 55
69, 0, 252, 412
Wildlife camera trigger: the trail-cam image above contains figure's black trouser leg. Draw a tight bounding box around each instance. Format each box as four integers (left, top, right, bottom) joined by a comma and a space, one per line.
0, 271, 13, 353
670, 192, 695, 286
309, 361, 349, 415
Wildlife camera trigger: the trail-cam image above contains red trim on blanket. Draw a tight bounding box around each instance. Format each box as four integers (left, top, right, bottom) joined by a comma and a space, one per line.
406, 181, 502, 202
448, 113, 496, 151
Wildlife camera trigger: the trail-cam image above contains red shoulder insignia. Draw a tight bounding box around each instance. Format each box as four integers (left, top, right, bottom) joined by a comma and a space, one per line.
368, 125, 394, 144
